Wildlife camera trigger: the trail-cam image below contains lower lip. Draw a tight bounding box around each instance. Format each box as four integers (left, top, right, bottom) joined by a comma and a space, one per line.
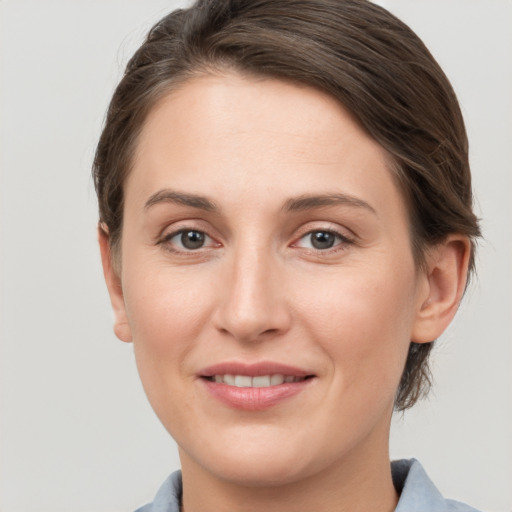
201, 378, 314, 411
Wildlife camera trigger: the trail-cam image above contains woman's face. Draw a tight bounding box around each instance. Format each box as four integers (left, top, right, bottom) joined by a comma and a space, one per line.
112, 73, 430, 485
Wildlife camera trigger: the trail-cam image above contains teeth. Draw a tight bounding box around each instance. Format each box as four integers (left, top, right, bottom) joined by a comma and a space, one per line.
209, 374, 306, 387
270, 374, 285, 386
223, 374, 235, 386
234, 375, 252, 387
252, 375, 271, 388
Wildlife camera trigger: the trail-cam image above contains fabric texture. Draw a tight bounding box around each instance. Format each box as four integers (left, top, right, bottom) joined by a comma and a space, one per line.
135, 458, 481, 512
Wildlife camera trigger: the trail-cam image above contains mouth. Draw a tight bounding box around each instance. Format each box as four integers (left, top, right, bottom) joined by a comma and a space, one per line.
198, 362, 316, 410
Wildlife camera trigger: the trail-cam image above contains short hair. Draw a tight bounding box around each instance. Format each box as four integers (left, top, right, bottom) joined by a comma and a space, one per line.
93, 0, 481, 411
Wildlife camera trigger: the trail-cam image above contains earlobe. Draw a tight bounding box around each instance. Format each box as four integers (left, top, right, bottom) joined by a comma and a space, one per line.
98, 225, 133, 343
411, 235, 471, 344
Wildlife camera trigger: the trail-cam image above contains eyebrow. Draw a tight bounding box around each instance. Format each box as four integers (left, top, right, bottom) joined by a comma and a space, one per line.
283, 193, 377, 214
144, 189, 220, 212
144, 189, 376, 216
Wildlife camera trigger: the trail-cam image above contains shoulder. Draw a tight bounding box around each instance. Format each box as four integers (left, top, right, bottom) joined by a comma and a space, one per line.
134, 470, 182, 512
392, 459, 481, 512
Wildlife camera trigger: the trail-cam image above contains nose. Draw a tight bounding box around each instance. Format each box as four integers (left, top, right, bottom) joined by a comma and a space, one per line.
213, 245, 292, 343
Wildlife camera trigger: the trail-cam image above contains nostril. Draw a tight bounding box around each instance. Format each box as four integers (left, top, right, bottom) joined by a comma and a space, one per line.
261, 328, 280, 336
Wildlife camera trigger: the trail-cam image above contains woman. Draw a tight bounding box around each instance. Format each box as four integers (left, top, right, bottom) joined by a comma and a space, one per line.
93, 0, 481, 510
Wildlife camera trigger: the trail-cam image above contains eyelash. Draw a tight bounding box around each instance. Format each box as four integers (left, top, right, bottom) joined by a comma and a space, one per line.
158, 227, 354, 255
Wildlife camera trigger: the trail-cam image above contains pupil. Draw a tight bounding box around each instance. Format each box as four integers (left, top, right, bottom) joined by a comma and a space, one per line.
311, 231, 335, 249
181, 231, 205, 250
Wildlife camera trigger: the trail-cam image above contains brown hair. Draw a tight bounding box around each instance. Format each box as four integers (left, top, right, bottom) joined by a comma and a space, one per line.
93, 0, 480, 411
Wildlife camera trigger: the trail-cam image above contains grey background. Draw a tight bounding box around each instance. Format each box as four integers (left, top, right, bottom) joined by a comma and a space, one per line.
1, 1, 510, 511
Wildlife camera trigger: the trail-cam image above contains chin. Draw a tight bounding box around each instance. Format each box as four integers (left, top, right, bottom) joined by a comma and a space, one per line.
179, 426, 331, 488
209, 455, 311, 488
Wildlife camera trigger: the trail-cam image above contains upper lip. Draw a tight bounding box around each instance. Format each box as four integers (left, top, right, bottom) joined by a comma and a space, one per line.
198, 361, 314, 378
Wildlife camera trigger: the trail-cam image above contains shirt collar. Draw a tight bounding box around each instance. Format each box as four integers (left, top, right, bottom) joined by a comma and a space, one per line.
393, 458, 448, 511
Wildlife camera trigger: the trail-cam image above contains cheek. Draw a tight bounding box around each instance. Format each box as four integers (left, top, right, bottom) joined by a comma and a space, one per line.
122, 262, 215, 364
121, 264, 217, 429
295, 264, 417, 388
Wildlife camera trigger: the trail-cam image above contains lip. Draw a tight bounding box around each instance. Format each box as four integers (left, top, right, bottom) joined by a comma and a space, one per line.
198, 361, 316, 411
199, 361, 313, 378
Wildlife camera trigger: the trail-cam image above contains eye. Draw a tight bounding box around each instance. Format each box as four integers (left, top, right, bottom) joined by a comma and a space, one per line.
295, 230, 351, 251
162, 229, 215, 251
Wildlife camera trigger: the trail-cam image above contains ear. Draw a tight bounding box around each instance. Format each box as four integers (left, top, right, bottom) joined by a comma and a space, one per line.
411, 235, 471, 343
98, 225, 133, 343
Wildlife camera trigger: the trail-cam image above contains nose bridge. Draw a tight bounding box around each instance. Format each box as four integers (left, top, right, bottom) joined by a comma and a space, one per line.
215, 238, 289, 342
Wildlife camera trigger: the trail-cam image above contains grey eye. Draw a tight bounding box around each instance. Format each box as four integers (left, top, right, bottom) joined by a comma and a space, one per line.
295, 229, 351, 252
164, 229, 213, 251
309, 231, 336, 250
180, 230, 206, 250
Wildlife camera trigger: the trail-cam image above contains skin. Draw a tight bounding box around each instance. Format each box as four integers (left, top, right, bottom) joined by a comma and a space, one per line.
100, 73, 470, 512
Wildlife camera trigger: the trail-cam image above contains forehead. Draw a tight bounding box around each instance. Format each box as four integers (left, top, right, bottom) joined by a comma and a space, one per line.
135, 73, 381, 162
127, 73, 406, 223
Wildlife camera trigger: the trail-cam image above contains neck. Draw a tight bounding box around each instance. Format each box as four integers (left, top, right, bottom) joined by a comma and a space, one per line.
179, 434, 398, 512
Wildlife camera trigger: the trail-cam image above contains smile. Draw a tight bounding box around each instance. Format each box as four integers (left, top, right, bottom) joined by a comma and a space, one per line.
204, 374, 310, 387
199, 362, 316, 410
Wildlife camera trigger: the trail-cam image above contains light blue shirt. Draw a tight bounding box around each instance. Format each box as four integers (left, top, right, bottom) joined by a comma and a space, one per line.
135, 459, 481, 512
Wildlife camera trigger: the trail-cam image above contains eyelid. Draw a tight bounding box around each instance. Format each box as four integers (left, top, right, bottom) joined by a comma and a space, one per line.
297, 230, 350, 245
166, 229, 213, 245
156, 218, 217, 241
292, 222, 355, 242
